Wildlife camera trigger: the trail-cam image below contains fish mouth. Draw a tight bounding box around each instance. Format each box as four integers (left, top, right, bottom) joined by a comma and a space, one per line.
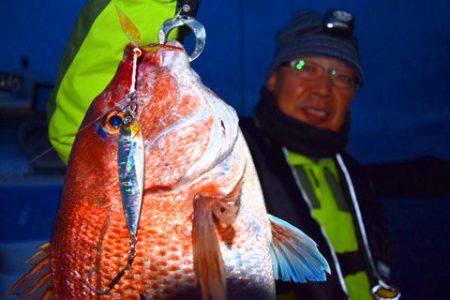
127, 41, 240, 194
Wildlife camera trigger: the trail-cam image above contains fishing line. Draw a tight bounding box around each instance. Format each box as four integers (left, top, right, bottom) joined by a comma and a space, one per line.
85, 192, 137, 295
85, 47, 143, 295
1, 92, 141, 183
1, 111, 106, 182
86, 235, 138, 295
2, 47, 144, 183
129, 48, 142, 94
4, 46, 144, 294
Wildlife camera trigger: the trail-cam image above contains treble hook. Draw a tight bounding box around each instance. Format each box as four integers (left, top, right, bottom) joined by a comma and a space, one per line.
158, 10, 206, 62
86, 235, 138, 295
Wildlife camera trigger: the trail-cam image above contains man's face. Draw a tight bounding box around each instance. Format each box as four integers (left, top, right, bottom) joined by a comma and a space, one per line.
267, 56, 357, 132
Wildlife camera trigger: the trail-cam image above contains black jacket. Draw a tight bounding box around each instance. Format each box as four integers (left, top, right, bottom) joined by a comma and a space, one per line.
240, 117, 394, 299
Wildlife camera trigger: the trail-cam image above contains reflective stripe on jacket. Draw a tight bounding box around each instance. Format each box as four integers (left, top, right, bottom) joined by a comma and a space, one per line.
240, 117, 395, 299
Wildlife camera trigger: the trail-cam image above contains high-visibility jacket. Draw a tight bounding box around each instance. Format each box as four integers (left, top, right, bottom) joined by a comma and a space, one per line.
47, 0, 183, 164
240, 117, 396, 299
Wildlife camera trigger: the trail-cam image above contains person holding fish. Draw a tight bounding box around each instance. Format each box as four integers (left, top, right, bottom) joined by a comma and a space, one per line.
240, 9, 400, 300
11, 0, 399, 298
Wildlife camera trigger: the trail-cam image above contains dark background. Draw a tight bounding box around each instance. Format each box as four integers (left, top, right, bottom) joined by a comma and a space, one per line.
1, 0, 449, 298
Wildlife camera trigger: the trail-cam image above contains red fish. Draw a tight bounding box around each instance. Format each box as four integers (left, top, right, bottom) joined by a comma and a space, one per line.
9, 42, 329, 299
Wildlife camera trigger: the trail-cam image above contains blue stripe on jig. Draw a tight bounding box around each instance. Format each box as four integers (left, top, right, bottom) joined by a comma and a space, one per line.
118, 108, 144, 237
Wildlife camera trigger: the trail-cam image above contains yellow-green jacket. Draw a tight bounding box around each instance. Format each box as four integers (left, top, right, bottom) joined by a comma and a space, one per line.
47, 0, 181, 164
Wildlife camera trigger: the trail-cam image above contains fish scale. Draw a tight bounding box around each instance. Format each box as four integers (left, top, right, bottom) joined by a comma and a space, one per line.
9, 42, 330, 299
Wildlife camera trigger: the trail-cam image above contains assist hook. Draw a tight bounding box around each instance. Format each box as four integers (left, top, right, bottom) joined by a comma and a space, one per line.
158, 9, 206, 62
86, 235, 138, 295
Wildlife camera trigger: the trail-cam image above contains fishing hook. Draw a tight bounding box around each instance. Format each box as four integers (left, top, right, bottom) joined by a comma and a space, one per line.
85, 235, 138, 295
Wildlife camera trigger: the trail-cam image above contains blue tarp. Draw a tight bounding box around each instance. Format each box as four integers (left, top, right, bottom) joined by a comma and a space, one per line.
1, 1, 448, 162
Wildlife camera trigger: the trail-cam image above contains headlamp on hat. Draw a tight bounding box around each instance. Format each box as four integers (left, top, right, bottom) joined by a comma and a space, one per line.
323, 10, 355, 38
271, 9, 364, 85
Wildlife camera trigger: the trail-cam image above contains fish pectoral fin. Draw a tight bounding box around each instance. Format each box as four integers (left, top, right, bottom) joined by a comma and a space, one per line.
269, 214, 331, 283
211, 175, 243, 226
211, 176, 243, 247
192, 194, 227, 300
192, 177, 243, 300
7, 242, 55, 298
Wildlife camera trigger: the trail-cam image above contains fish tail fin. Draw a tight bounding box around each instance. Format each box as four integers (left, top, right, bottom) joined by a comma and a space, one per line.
269, 214, 331, 283
193, 195, 226, 300
7, 242, 55, 298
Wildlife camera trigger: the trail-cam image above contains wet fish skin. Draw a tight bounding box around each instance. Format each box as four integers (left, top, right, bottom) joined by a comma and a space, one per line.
9, 42, 329, 299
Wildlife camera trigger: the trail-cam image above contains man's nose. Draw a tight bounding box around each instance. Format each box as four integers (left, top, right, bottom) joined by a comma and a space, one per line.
312, 74, 333, 98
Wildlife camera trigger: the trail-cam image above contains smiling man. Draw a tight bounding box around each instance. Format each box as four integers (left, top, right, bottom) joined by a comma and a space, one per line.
271, 56, 357, 132
241, 10, 400, 299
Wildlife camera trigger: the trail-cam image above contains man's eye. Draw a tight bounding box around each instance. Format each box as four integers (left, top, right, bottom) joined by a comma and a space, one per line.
337, 73, 352, 83
300, 63, 316, 73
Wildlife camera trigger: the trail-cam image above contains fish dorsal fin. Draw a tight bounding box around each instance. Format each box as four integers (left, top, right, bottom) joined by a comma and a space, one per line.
269, 214, 331, 283
7, 242, 55, 298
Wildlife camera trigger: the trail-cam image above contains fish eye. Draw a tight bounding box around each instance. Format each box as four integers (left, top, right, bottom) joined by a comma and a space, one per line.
102, 109, 124, 135
109, 114, 123, 127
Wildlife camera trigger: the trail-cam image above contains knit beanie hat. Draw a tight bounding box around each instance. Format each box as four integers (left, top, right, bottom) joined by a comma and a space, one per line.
271, 10, 364, 85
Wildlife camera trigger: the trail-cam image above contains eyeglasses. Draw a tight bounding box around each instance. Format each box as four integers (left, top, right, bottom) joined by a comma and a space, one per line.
286, 59, 359, 89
